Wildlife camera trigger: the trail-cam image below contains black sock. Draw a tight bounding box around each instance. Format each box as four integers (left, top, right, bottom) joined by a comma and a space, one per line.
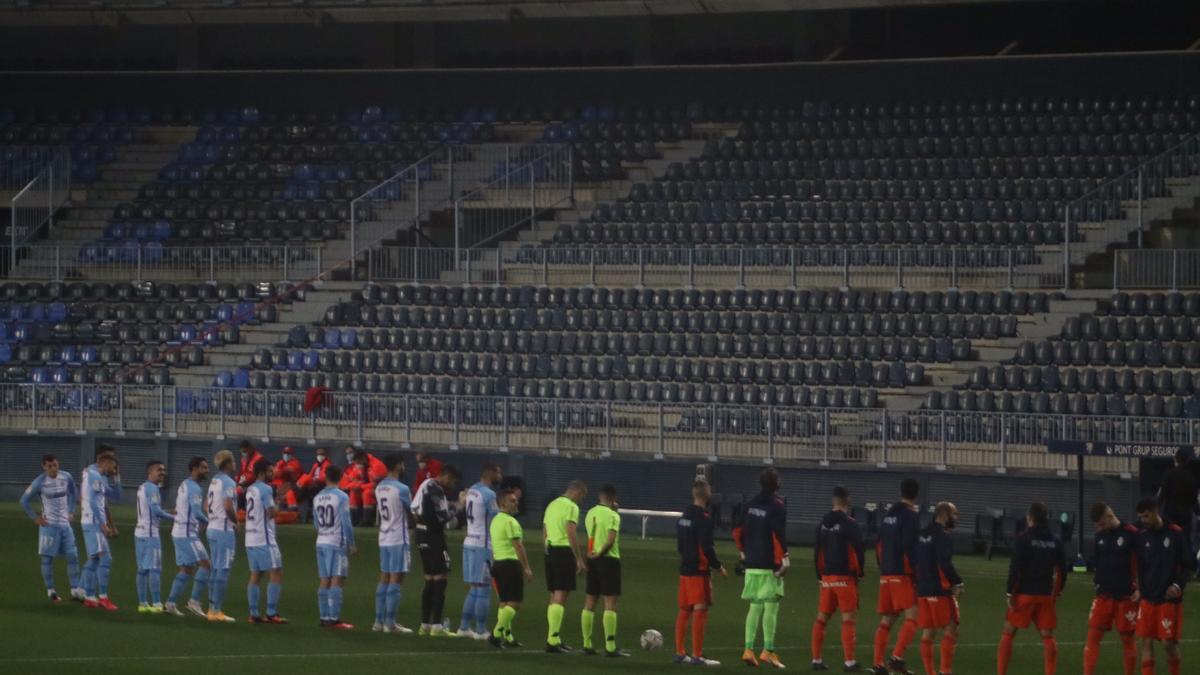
430, 579, 447, 625
349, 507, 363, 526
421, 581, 434, 624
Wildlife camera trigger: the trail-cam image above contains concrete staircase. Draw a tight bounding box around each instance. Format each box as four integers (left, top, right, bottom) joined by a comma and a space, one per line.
13, 126, 197, 279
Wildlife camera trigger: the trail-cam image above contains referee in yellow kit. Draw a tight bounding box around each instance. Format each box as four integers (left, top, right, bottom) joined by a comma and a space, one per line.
543, 480, 588, 653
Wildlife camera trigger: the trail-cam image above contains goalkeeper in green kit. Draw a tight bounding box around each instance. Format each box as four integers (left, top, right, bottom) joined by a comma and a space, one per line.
733, 468, 789, 669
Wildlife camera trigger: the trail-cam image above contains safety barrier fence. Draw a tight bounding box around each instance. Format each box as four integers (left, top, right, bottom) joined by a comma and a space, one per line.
9, 147, 71, 269
0, 383, 1189, 475
1112, 248, 1200, 290
5, 243, 324, 282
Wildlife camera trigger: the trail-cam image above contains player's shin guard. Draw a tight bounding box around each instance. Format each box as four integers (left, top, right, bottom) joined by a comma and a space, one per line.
675, 608, 691, 655
811, 615, 828, 661
495, 605, 516, 638
692, 608, 708, 657
460, 588, 477, 631
745, 601, 764, 650
327, 586, 342, 619
136, 570, 148, 605
997, 632, 1014, 675
376, 583, 388, 624
841, 619, 857, 665
895, 618, 918, 660
148, 570, 161, 604
940, 633, 957, 674
190, 566, 209, 602
762, 602, 779, 652
603, 610, 618, 652
97, 555, 112, 597
1167, 653, 1180, 675
473, 586, 490, 634
874, 623, 891, 667
547, 602, 565, 645
385, 584, 402, 624
267, 582, 281, 617
39, 555, 56, 591
581, 608, 595, 649
212, 569, 229, 612
317, 587, 330, 621
1083, 628, 1103, 675
1042, 636, 1058, 675
1120, 633, 1137, 675
429, 580, 446, 625
168, 570, 190, 604
67, 552, 80, 589
1141, 658, 1155, 675
420, 582, 433, 624
82, 557, 98, 597
247, 584, 260, 617
920, 637, 935, 675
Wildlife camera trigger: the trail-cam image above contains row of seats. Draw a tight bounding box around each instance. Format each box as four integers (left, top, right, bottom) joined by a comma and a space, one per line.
962, 366, 1200, 397
1095, 292, 1200, 317
625, 177, 1106, 203
0, 280, 290, 303
3, 300, 271, 325
5, 322, 238, 347
731, 107, 1199, 135
1058, 316, 1200, 342
251, 348, 926, 387
4, 365, 171, 386
926, 389, 1200, 419
117, 199, 358, 223
1012, 340, 1200, 369
542, 120, 693, 143
229, 368, 884, 409
192, 122, 494, 145
656, 155, 1145, 181
555, 221, 1066, 247
149, 165, 406, 192
13, 342, 204, 368
594, 198, 1082, 225
353, 283, 1049, 315
289, 327, 971, 363
711, 133, 1186, 158
97, 222, 341, 245
520, 245, 1047, 270
322, 306, 1019, 339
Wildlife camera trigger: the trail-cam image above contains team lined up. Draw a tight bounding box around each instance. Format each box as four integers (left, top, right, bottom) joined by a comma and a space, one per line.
717, 469, 1192, 675
21, 451, 1193, 673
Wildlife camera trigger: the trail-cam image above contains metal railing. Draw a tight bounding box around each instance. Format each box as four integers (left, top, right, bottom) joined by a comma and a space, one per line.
1113, 248, 1200, 290
348, 143, 566, 276
1, 146, 63, 195
453, 144, 574, 256
366, 244, 1065, 288
9, 148, 71, 270
7, 243, 323, 282
1, 382, 1192, 475
1064, 133, 1200, 288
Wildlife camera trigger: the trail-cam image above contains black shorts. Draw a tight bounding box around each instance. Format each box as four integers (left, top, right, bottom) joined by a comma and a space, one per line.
586, 557, 622, 597
492, 560, 525, 603
417, 531, 450, 575
544, 545, 577, 592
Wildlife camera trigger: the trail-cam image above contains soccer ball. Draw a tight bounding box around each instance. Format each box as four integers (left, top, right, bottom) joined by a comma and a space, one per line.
640, 628, 664, 651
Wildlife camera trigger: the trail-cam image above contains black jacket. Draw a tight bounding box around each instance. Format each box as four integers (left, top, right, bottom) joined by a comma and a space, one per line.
677, 504, 722, 576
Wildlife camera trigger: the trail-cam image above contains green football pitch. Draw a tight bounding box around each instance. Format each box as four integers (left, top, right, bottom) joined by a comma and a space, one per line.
0, 503, 1194, 674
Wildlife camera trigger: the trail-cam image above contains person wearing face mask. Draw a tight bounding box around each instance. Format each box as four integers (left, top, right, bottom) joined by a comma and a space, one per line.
297, 447, 332, 516
272, 447, 303, 511
236, 440, 264, 506
415, 451, 443, 493
340, 448, 387, 526
914, 502, 963, 675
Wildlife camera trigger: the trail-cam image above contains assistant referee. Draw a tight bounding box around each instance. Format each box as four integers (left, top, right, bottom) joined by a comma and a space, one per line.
543, 480, 588, 653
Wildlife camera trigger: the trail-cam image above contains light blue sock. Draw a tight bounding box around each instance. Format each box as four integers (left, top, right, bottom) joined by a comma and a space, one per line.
247, 584, 260, 617
385, 584, 402, 624
266, 582, 281, 616
40, 555, 55, 592
148, 570, 162, 604
209, 570, 226, 612
375, 583, 388, 624
191, 566, 210, 602
474, 586, 491, 634
168, 570, 190, 604
459, 588, 476, 631
318, 587, 330, 620
82, 557, 98, 596
329, 586, 343, 620
67, 553, 80, 589
136, 570, 148, 604
97, 556, 112, 596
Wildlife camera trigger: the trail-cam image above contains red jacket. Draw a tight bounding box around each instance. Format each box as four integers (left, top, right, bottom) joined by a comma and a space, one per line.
297, 457, 331, 488
414, 457, 443, 492
272, 458, 303, 486
339, 453, 387, 492
237, 450, 264, 487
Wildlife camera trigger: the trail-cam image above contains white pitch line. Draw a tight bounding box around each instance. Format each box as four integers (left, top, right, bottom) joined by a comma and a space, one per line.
4, 639, 1197, 664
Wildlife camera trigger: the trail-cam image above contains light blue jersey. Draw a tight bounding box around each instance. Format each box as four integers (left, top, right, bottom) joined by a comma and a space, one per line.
206, 473, 238, 571
314, 487, 353, 579
171, 478, 208, 567
23, 471, 79, 559
135, 481, 174, 571
462, 482, 499, 584
245, 480, 281, 572
80, 465, 119, 557
376, 478, 413, 574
